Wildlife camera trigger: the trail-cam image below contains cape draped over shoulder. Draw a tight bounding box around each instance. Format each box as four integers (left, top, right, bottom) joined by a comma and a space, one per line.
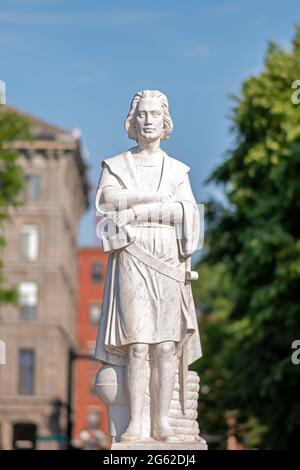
94, 148, 202, 366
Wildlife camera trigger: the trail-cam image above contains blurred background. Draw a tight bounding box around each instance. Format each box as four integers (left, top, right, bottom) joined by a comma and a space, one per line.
0, 0, 300, 450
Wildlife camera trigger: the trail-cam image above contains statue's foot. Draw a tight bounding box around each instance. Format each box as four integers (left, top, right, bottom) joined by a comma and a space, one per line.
120, 432, 140, 442
120, 424, 141, 442
153, 421, 176, 442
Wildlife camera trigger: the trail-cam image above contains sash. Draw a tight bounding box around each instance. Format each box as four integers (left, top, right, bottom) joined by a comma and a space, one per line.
124, 242, 198, 284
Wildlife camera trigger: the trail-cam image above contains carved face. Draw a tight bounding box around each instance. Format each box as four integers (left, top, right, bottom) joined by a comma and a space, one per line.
135, 97, 164, 141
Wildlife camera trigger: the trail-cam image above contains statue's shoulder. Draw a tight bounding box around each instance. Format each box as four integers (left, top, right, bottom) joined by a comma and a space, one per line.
101, 149, 132, 171
163, 152, 190, 175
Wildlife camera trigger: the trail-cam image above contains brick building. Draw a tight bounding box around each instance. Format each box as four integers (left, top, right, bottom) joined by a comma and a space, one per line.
74, 248, 109, 446
0, 106, 89, 449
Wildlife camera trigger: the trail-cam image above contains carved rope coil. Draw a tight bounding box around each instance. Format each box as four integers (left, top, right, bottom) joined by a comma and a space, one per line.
175, 371, 200, 384
168, 417, 198, 428
172, 390, 198, 401
173, 382, 200, 393
169, 408, 198, 420
171, 424, 199, 436
170, 399, 198, 411
168, 370, 201, 441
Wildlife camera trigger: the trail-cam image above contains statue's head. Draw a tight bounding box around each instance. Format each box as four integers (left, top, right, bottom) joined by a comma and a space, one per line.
124, 90, 173, 142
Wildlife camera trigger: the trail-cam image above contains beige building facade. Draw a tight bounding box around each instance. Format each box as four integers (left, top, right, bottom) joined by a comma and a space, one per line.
0, 107, 89, 449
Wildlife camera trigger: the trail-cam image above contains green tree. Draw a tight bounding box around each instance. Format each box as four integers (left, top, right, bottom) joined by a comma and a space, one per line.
194, 26, 300, 449
0, 106, 30, 303
192, 260, 233, 449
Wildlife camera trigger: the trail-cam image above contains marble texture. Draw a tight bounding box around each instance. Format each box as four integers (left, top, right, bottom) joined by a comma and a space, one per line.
112, 439, 208, 451
94, 90, 206, 450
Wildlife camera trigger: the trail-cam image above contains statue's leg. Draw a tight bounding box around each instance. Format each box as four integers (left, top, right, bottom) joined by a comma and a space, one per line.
120, 343, 149, 441
152, 341, 176, 441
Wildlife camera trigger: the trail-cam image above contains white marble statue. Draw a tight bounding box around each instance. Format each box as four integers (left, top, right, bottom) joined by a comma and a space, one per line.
94, 90, 206, 450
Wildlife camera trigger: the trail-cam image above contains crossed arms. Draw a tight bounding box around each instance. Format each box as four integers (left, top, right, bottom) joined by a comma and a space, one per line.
99, 186, 183, 226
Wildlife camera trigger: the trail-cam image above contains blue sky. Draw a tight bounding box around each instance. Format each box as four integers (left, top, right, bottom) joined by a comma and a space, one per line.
1, 0, 300, 246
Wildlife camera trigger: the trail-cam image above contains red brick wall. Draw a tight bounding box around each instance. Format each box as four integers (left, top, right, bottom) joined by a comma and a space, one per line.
74, 248, 109, 440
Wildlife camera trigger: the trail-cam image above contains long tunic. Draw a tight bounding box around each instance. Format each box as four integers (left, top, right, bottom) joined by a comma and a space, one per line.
94, 148, 202, 366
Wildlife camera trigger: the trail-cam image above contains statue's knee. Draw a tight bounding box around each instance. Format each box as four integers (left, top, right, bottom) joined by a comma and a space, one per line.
156, 342, 175, 358
130, 343, 148, 359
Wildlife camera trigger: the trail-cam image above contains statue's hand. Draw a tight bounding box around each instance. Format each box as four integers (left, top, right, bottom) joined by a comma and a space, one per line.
157, 192, 175, 203
114, 208, 135, 227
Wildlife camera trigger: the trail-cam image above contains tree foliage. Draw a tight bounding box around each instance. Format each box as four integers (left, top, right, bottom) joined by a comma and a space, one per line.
0, 107, 30, 303
193, 26, 300, 449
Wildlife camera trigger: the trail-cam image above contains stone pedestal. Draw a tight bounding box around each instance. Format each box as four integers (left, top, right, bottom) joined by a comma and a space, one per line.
112, 437, 207, 451
96, 365, 207, 450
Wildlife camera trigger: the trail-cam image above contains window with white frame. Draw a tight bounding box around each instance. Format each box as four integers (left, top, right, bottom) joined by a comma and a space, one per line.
25, 175, 40, 201
19, 282, 38, 320
88, 342, 96, 357
21, 225, 39, 260
91, 262, 103, 283
89, 303, 101, 326
86, 408, 100, 430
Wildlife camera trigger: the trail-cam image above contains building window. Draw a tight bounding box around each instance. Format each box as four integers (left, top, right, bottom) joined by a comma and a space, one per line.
89, 304, 101, 326
18, 349, 35, 395
25, 175, 40, 201
88, 342, 96, 357
86, 409, 100, 430
19, 282, 38, 320
20, 225, 39, 260
91, 262, 102, 283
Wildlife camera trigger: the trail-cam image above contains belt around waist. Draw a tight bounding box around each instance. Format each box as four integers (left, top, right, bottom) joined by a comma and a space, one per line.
124, 242, 199, 283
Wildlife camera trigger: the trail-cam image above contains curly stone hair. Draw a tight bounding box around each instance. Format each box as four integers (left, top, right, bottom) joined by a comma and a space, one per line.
124, 89, 173, 141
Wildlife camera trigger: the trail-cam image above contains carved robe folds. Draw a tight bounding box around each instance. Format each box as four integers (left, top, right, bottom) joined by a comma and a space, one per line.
94, 149, 202, 368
